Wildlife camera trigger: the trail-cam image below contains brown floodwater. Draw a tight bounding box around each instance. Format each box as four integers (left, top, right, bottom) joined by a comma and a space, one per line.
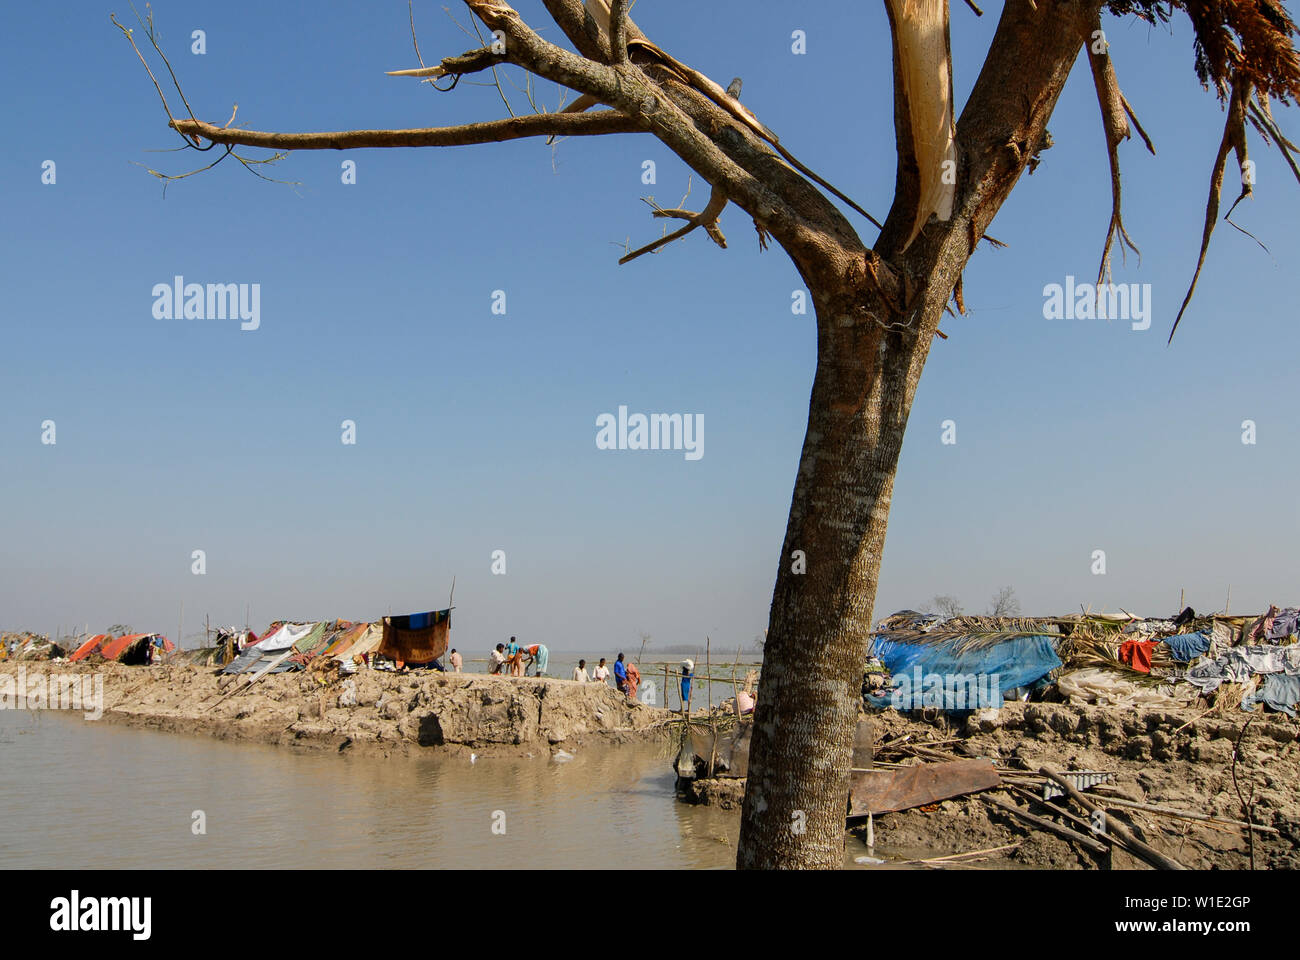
0, 710, 903, 869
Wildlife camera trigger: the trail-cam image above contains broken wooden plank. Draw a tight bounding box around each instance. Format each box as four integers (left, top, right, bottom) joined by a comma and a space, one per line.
850, 758, 1000, 816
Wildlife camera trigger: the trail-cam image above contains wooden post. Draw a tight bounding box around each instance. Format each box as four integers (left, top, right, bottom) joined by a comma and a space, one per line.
705, 636, 716, 776
705, 636, 712, 711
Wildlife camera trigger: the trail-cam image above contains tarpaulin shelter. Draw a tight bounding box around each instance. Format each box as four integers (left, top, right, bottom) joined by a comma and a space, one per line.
867, 632, 1062, 711
99, 633, 173, 664
320, 622, 369, 659
222, 622, 325, 675
377, 609, 451, 665
332, 623, 383, 663
69, 634, 110, 663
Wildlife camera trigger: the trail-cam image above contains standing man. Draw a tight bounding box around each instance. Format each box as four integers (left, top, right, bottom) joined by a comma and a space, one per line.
593, 657, 610, 685
571, 659, 590, 683
449, 648, 463, 673
679, 659, 694, 713
613, 653, 628, 696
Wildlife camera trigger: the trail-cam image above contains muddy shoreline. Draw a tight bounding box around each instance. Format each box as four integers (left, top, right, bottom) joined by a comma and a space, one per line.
0, 661, 669, 761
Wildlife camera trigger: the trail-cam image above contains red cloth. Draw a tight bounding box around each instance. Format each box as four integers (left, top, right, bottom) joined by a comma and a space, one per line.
1119, 639, 1156, 673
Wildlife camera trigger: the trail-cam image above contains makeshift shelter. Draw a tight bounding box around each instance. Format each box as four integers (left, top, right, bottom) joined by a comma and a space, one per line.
14, 638, 66, 661
99, 633, 173, 664
867, 629, 1063, 710
320, 622, 369, 659
865, 606, 1300, 717
69, 634, 110, 663
332, 623, 383, 663
377, 609, 451, 665
221, 622, 325, 675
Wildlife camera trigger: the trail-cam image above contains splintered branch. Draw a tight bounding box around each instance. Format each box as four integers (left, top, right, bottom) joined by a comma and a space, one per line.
170, 112, 643, 151
386, 46, 506, 81
620, 185, 728, 264
577, 1, 883, 229
884, 0, 957, 250
1087, 23, 1146, 286
1170, 76, 1254, 343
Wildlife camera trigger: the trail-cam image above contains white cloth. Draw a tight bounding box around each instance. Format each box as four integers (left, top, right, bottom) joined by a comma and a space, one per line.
571, 666, 590, 682
593, 665, 610, 682
258, 622, 314, 652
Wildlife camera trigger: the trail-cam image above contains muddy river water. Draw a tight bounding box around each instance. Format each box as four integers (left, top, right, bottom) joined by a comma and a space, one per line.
0, 710, 883, 869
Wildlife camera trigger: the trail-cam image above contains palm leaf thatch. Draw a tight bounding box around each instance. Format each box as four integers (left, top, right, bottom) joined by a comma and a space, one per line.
1102, 0, 1300, 340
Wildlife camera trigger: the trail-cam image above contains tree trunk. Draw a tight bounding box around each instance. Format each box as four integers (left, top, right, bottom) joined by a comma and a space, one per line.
735, 0, 1102, 871
736, 279, 937, 869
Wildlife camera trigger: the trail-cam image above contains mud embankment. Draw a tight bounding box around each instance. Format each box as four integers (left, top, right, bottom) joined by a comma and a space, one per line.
1, 662, 668, 758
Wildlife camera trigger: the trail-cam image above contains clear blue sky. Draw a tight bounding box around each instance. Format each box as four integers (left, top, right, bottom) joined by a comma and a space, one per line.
2, 1, 1297, 650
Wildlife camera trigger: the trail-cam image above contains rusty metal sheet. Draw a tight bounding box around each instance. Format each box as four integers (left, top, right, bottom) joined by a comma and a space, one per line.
849, 758, 1000, 816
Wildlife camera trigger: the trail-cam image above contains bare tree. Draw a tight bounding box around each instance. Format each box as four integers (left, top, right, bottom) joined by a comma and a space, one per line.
930, 595, 964, 619
987, 586, 1021, 618
118, 0, 1300, 868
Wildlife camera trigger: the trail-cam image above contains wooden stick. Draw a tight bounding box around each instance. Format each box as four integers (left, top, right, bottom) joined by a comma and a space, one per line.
1100, 796, 1278, 834
913, 841, 1021, 863
1040, 766, 1187, 870
984, 796, 1110, 855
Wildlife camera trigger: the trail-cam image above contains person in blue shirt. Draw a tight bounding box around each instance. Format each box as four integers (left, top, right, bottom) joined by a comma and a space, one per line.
613, 652, 628, 695
679, 659, 694, 712
505, 636, 524, 676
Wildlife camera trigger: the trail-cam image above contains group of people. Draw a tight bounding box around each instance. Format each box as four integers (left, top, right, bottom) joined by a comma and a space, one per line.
487, 637, 550, 677
571, 652, 640, 700
477, 642, 643, 700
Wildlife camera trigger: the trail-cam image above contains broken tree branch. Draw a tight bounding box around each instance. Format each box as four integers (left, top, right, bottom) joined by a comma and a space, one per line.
169, 111, 643, 151
621, 185, 728, 264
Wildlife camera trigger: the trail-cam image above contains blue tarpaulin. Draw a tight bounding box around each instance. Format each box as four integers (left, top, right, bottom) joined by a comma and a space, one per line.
867, 634, 1062, 711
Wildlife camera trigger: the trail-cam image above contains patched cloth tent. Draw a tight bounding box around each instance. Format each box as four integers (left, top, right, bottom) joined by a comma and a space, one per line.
222, 622, 325, 675
320, 622, 370, 659
377, 609, 450, 665
333, 623, 383, 663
